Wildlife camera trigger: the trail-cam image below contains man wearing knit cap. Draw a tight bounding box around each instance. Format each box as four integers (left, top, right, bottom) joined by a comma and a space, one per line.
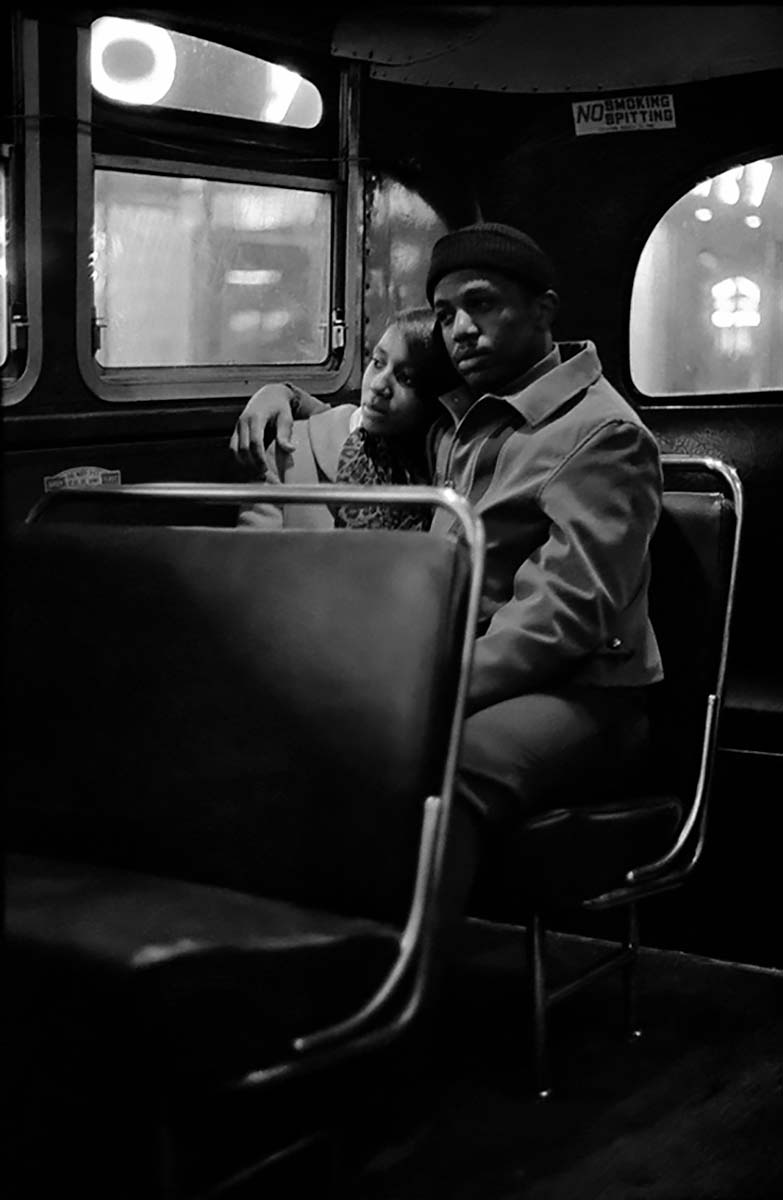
229, 221, 663, 842
423, 221, 662, 838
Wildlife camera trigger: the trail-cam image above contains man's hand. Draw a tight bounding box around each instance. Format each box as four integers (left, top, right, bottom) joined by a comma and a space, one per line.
230, 383, 296, 476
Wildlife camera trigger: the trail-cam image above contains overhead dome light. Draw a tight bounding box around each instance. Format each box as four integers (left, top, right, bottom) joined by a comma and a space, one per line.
91, 17, 177, 106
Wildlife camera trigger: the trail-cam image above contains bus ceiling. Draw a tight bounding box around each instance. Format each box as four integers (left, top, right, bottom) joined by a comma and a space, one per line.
330, 5, 783, 93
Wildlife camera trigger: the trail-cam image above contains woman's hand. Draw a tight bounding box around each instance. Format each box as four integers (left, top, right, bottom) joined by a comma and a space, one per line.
230, 384, 296, 476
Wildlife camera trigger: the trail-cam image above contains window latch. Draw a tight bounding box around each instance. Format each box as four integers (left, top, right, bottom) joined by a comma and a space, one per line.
331, 309, 346, 351
10, 311, 29, 353
91, 309, 107, 356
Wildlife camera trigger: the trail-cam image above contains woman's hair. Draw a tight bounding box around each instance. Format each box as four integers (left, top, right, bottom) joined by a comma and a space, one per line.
389, 306, 461, 404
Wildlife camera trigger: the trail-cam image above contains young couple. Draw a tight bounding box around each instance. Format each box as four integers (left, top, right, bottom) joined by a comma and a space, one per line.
230, 221, 664, 891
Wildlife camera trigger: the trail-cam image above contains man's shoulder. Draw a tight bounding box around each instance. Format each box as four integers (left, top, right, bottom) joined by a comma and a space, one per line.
581, 374, 649, 430
525, 368, 659, 475
531, 382, 648, 446
555, 386, 660, 474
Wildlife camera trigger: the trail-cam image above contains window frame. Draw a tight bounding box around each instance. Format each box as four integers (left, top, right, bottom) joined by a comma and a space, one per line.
625, 146, 783, 411
2, 16, 43, 408
75, 22, 361, 404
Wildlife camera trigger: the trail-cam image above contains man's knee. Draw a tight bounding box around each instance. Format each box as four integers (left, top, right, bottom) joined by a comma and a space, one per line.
456, 689, 651, 825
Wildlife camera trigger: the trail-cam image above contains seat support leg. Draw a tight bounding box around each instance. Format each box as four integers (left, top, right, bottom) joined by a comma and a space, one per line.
527, 913, 552, 1100
622, 902, 642, 1041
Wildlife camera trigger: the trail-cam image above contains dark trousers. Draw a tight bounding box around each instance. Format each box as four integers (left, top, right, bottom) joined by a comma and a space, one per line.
457, 686, 652, 827
434, 687, 651, 955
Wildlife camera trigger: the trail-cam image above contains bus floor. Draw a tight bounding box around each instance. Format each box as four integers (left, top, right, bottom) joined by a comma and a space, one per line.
8, 921, 781, 1200
346, 921, 783, 1200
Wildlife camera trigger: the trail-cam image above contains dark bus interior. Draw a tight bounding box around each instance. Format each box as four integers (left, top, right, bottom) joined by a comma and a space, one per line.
4, 5, 782, 1198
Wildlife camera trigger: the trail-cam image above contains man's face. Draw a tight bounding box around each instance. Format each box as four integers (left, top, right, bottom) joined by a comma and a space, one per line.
432, 268, 554, 395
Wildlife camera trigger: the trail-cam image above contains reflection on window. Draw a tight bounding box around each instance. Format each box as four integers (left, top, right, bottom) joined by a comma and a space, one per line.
630, 156, 783, 396
0, 165, 7, 366
93, 170, 332, 368
90, 17, 322, 129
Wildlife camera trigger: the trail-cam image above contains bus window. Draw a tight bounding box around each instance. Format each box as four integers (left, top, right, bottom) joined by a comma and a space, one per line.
77, 16, 357, 403
630, 156, 782, 397
1, 16, 42, 407
92, 168, 332, 369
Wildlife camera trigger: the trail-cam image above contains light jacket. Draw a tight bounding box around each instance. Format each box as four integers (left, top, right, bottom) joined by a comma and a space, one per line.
428, 341, 664, 712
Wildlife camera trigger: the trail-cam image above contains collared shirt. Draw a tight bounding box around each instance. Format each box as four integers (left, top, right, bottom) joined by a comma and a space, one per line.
429, 341, 664, 711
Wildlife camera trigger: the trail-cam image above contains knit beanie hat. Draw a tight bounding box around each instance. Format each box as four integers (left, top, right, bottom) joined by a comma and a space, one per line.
426, 222, 556, 304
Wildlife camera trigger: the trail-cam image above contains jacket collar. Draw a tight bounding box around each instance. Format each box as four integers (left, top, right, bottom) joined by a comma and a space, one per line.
439, 341, 603, 428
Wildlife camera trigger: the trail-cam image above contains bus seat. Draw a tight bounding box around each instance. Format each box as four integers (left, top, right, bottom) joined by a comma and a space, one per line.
4, 484, 484, 1198
469, 456, 743, 1098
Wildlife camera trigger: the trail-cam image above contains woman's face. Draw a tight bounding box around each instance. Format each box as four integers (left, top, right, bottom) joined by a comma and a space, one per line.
359, 326, 430, 437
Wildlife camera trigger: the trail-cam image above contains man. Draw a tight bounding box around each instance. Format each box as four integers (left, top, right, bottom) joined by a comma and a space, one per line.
230, 222, 663, 832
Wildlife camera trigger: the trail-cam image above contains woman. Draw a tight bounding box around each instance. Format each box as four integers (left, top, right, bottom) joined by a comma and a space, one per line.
237, 307, 458, 530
